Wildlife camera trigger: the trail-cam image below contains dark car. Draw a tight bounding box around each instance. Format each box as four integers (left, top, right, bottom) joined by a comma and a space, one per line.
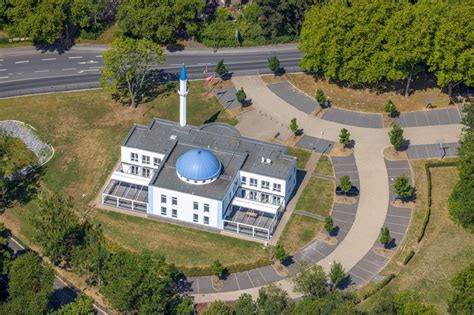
336, 186, 359, 196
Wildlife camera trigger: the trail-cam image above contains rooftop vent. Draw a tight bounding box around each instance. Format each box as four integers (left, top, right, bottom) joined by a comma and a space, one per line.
170, 135, 177, 140
261, 157, 272, 164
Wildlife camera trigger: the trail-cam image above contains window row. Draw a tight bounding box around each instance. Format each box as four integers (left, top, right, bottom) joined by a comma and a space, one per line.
160, 207, 209, 224
241, 189, 282, 206
130, 165, 152, 178
241, 176, 281, 192
130, 152, 161, 167
193, 202, 210, 212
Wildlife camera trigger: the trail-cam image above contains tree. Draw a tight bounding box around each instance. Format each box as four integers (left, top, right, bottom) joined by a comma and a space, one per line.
329, 261, 346, 288
203, 300, 233, 315
273, 243, 288, 263
369, 290, 436, 315
211, 259, 224, 279
393, 174, 414, 200
236, 88, 247, 106
52, 295, 95, 315
385, 99, 397, 118
31, 194, 83, 265
100, 37, 165, 107
200, 8, 236, 48
290, 118, 298, 135
293, 264, 328, 298
0, 252, 54, 314
235, 293, 257, 315
215, 59, 227, 78
293, 291, 359, 315
339, 128, 351, 148
117, 0, 206, 45
389, 123, 405, 151
380, 226, 392, 248
0, 223, 11, 275
324, 216, 334, 235
256, 284, 292, 314
268, 56, 281, 74
448, 263, 474, 314
176, 296, 194, 315
315, 89, 326, 105
339, 176, 352, 195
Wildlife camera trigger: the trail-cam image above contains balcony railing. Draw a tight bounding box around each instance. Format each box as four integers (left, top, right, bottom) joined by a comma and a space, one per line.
117, 162, 156, 179
234, 187, 285, 207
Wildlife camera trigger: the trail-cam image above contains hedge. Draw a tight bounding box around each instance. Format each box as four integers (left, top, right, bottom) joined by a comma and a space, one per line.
362, 273, 396, 300
403, 250, 415, 265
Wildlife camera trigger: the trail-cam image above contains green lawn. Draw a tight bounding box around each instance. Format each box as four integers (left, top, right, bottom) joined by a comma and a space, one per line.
0, 135, 37, 176
288, 147, 311, 170
295, 177, 334, 217
279, 214, 322, 254
314, 155, 334, 176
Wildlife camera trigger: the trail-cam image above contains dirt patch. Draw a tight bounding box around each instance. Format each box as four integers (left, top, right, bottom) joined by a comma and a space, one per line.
373, 247, 395, 258
316, 233, 338, 245
383, 147, 408, 161
330, 143, 353, 157
272, 262, 289, 277
260, 74, 288, 85
391, 199, 415, 208
285, 74, 450, 113
334, 196, 357, 205
211, 276, 224, 291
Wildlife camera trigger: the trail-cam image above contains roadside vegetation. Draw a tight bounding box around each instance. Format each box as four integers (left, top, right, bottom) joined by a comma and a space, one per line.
296, 177, 334, 217
287, 147, 310, 170
314, 155, 334, 177
279, 214, 322, 255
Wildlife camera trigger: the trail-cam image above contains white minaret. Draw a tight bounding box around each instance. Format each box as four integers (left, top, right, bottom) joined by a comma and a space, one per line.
179, 64, 188, 127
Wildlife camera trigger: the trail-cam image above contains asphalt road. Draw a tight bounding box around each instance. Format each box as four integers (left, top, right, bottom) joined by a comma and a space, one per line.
0, 45, 302, 98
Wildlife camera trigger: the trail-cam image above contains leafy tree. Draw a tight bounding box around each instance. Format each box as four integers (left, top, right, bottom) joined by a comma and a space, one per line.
339, 128, 351, 148
324, 216, 334, 235
315, 89, 325, 105
211, 259, 224, 279
0, 223, 11, 275
0, 252, 54, 314
339, 176, 352, 194
369, 290, 436, 315
176, 296, 194, 315
100, 37, 165, 107
329, 261, 346, 288
393, 174, 414, 199
52, 295, 95, 315
235, 293, 257, 315
273, 243, 288, 263
290, 118, 298, 135
203, 300, 233, 315
448, 263, 474, 314
236, 88, 246, 106
293, 291, 359, 315
268, 56, 281, 74
117, 0, 206, 45
31, 194, 83, 265
215, 59, 227, 78
385, 99, 397, 118
293, 264, 328, 298
380, 226, 392, 248
256, 284, 292, 314
200, 8, 235, 48
389, 123, 405, 151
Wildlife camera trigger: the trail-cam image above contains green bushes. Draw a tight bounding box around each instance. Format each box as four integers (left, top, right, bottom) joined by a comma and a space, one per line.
362, 274, 396, 300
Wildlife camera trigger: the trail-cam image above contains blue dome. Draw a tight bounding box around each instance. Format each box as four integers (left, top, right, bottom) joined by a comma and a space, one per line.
176, 149, 221, 182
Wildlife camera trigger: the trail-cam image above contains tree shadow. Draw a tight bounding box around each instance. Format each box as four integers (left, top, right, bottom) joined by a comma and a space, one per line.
35, 40, 74, 55
2, 166, 44, 210
204, 111, 224, 124
336, 274, 354, 290
384, 238, 397, 250
275, 67, 286, 76
329, 226, 340, 237
48, 287, 78, 311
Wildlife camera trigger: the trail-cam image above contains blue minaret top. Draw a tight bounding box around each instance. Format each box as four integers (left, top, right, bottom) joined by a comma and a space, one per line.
180, 64, 187, 81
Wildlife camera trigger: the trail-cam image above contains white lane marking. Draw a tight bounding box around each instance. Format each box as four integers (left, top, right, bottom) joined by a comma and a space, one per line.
89, 66, 103, 69
15, 60, 29, 64
42, 58, 57, 61
0, 76, 9, 79
77, 69, 100, 73
78, 60, 99, 65
35, 70, 49, 73
68, 56, 83, 59
0, 69, 6, 71
0, 59, 3, 61
62, 68, 77, 71
95, 55, 102, 58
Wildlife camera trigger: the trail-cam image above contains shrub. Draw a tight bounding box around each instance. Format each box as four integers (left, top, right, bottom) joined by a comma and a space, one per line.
236, 88, 246, 105
315, 89, 325, 104
211, 260, 224, 279
268, 56, 281, 74
384, 99, 397, 117
389, 123, 404, 151
290, 118, 298, 135
380, 226, 392, 248
339, 176, 352, 194
393, 174, 414, 199
324, 216, 334, 234
216, 59, 227, 77
274, 244, 288, 262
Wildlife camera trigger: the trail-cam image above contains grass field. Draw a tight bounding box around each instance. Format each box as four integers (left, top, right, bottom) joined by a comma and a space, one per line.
288, 147, 311, 170
279, 213, 322, 254
295, 176, 334, 217
314, 155, 334, 176
0, 135, 37, 176
360, 163, 474, 313
0, 83, 276, 273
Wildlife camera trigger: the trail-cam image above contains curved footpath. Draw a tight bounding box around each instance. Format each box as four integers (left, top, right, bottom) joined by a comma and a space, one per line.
190, 76, 461, 303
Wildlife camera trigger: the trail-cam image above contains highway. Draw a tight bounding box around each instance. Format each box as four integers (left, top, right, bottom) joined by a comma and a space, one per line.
0, 44, 302, 98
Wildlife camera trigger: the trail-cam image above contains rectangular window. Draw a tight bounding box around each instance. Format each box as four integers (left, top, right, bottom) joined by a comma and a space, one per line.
130, 165, 139, 175
273, 183, 281, 192
261, 181, 270, 189
250, 178, 257, 187
142, 168, 150, 177
204, 204, 210, 212
249, 191, 257, 201
204, 216, 209, 225
193, 214, 198, 223
193, 202, 198, 211
241, 176, 247, 185
142, 155, 150, 164
153, 157, 161, 167
161, 207, 167, 216
131, 152, 139, 162
261, 193, 269, 203
172, 209, 177, 218
172, 197, 177, 206
161, 195, 166, 203
273, 196, 281, 206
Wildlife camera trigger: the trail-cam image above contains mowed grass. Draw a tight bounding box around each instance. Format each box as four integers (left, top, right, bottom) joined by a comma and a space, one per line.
288, 147, 311, 170
361, 165, 474, 313
0, 82, 266, 271
295, 176, 334, 217
279, 214, 322, 254
314, 155, 334, 176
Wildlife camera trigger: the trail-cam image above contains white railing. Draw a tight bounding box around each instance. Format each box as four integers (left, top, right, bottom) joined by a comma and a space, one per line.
102, 193, 147, 213
117, 162, 155, 178
222, 219, 271, 240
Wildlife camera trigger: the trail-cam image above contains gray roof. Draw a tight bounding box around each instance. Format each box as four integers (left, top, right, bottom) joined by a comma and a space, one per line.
123, 119, 295, 200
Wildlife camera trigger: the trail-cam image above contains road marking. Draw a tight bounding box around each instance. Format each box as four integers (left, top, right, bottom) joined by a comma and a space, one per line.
0, 76, 9, 79
0, 69, 6, 71
0, 59, 3, 61
41, 58, 56, 61
68, 56, 83, 59
15, 60, 29, 64
89, 66, 103, 69
77, 69, 100, 73
62, 68, 77, 71
95, 55, 102, 58
78, 60, 99, 65
35, 70, 49, 73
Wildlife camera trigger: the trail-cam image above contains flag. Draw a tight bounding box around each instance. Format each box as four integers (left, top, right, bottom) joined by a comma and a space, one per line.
206, 74, 215, 83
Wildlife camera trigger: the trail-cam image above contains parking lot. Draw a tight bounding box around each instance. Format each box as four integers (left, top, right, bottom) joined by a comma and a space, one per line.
407, 142, 459, 159
296, 135, 335, 154
395, 107, 462, 128
322, 108, 383, 129
215, 87, 240, 110
268, 82, 318, 114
